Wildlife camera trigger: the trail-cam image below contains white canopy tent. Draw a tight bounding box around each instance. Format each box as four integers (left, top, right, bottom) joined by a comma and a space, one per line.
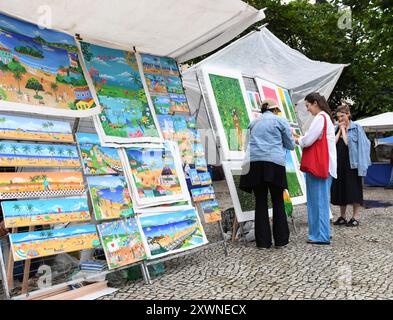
356, 112, 393, 133
0, 0, 265, 62
182, 27, 347, 164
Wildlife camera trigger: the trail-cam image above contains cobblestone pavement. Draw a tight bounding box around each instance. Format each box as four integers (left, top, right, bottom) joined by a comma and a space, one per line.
97, 184, 393, 300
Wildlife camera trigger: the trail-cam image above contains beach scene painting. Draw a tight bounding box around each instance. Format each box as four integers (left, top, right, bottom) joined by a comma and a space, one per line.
139, 208, 208, 259
0, 141, 80, 167
191, 186, 215, 202
97, 218, 147, 269
0, 13, 97, 116
10, 224, 100, 262
122, 142, 188, 207
198, 172, 212, 186
2, 196, 91, 228
77, 132, 123, 175
87, 175, 134, 221
0, 171, 85, 200
80, 42, 161, 144
0, 114, 73, 143
200, 200, 222, 223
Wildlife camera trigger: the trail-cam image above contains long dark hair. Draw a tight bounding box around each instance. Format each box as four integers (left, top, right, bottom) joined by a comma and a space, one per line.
304, 92, 334, 122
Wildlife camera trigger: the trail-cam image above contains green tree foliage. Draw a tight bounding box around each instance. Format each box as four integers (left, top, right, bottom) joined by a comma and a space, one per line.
25, 78, 44, 99
187, 0, 393, 119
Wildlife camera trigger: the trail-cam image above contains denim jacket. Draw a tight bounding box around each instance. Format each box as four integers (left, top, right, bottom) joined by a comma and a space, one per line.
246, 111, 295, 166
340, 121, 371, 176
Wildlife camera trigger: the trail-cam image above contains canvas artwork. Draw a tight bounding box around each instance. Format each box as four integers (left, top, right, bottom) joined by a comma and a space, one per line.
198, 172, 212, 186
79, 42, 161, 143
193, 143, 205, 158
157, 114, 196, 164
0, 171, 85, 200
200, 200, 222, 223
202, 68, 252, 161
97, 218, 147, 269
10, 224, 100, 261
188, 169, 201, 186
138, 208, 208, 259
141, 53, 189, 114
191, 186, 215, 202
247, 90, 262, 112
195, 157, 208, 172
293, 127, 303, 163
0, 141, 80, 167
2, 196, 91, 228
77, 132, 123, 175
285, 150, 306, 204
277, 87, 297, 124
87, 175, 134, 221
0, 114, 73, 143
283, 88, 297, 124
135, 201, 192, 215
121, 142, 189, 207
0, 13, 98, 116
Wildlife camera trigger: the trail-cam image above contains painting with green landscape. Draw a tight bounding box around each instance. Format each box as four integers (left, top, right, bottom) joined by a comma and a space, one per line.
80, 42, 161, 143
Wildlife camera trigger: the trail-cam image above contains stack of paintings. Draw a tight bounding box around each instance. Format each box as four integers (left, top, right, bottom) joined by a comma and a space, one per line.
138, 208, 208, 259
140, 54, 190, 115
0, 13, 98, 117
79, 42, 162, 144
120, 142, 189, 209
77, 132, 123, 175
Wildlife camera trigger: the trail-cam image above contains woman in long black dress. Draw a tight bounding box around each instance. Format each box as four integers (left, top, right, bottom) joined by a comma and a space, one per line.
331, 104, 371, 227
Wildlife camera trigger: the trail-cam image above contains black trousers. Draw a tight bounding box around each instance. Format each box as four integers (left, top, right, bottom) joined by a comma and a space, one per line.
253, 182, 289, 248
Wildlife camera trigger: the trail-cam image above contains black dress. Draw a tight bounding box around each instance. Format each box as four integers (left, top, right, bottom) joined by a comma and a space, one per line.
331, 137, 363, 205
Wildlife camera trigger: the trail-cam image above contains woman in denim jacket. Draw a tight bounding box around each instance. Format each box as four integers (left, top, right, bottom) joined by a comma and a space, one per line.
331, 104, 371, 227
240, 99, 295, 249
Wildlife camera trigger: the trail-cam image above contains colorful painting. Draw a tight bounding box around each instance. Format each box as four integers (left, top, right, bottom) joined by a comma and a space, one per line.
141, 54, 189, 114
283, 88, 297, 124
97, 218, 147, 269
87, 175, 134, 221
255, 78, 286, 118
293, 128, 302, 163
0, 13, 97, 116
191, 186, 215, 202
0, 141, 80, 167
285, 150, 304, 200
199, 172, 212, 186
77, 132, 123, 175
10, 224, 100, 261
136, 201, 192, 214
121, 142, 188, 207
0, 114, 73, 143
202, 68, 252, 160
157, 114, 196, 164
139, 208, 208, 258
80, 42, 161, 143
195, 157, 208, 172
247, 91, 262, 112
2, 197, 91, 228
188, 169, 201, 186
193, 143, 205, 158
0, 171, 85, 200
200, 200, 222, 223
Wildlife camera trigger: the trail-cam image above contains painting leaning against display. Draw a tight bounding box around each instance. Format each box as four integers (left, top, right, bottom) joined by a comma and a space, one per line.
0, 171, 85, 200
138, 208, 208, 259
0, 114, 74, 143
0, 12, 98, 117
10, 224, 100, 262
2, 196, 91, 228
0, 141, 80, 167
97, 218, 147, 270
78, 41, 162, 144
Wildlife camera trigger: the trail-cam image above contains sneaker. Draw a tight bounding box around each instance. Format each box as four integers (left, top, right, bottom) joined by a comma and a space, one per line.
346, 218, 359, 227
274, 244, 288, 249
333, 217, 347, 226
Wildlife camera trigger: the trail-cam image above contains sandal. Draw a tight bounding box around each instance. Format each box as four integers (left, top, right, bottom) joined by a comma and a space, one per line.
306, 240, 330, 245
346, 218, 359, 227
333, 216, 347, 226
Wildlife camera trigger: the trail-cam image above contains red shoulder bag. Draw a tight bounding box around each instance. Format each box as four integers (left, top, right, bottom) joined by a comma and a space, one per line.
300, 114, 329, 179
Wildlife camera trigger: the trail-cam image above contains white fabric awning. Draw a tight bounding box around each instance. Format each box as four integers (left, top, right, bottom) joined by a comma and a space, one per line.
356, 112, 393, 133
0, 0, 265, 61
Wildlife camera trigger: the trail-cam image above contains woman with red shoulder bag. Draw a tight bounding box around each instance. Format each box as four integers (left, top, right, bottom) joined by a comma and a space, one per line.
294, 93, 337, 245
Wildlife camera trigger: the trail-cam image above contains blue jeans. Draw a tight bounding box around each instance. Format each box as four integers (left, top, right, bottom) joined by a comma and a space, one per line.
306, 173, 333, 243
